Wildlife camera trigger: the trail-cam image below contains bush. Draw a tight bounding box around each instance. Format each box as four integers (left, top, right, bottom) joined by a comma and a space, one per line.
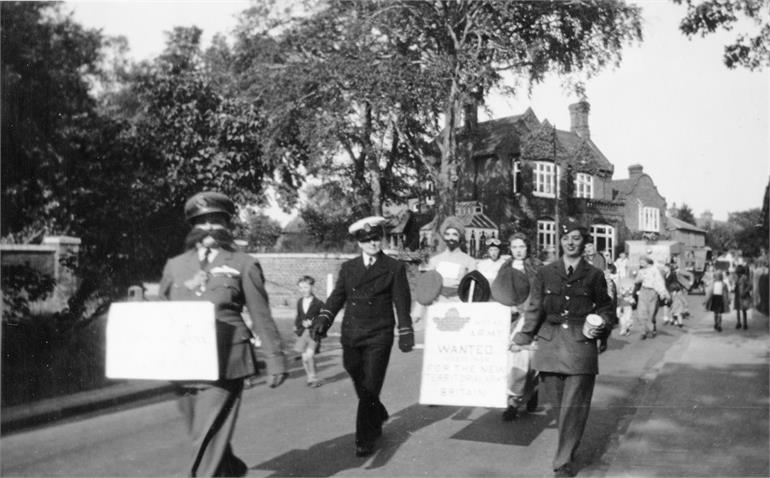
1, 313, 110, 408
1, 264, 56, 325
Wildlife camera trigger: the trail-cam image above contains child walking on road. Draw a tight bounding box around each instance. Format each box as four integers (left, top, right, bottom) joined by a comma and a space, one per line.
294, 276, 325, 387
705, 271, 730, 332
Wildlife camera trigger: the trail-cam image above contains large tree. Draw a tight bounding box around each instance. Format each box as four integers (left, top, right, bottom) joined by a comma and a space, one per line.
1, 2, 104, 239
673, 0, 770, 70
230, 2, 435, 215
230, 1, 643, 226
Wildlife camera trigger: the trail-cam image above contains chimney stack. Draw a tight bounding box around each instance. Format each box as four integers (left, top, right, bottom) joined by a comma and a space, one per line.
628, 164, 644, 178
568, 100, 590, 139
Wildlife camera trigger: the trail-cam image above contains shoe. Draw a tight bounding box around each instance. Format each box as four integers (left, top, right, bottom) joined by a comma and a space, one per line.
717, 325, 722, 332
737, 322, 742, 329
651, 330, 657, 338
744, 323, 748, 330
640, 333, 647, 340
554, 463, 575, 477
308, 380, 323, 388
502, 405, 518, 421
355, 443, 375, 457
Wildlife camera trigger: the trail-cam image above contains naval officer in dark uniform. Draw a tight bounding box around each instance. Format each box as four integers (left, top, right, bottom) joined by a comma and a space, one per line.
159, 191, 288, 477
311, 216, 414, 457
513, 218, 613, 478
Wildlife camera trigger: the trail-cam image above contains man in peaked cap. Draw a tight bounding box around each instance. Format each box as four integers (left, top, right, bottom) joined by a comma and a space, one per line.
427, 216, 477, 301
310, 215, 414, 457
159, 191, 288, 477
513, 217, 613, 478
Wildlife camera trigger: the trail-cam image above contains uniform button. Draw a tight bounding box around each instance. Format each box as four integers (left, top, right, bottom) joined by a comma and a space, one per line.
565, 296, 570, 300
567, 284, 572, 288
562, 323, 569, 329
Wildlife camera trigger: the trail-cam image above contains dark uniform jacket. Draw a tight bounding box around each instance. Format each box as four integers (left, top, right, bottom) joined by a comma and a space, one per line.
322, 252, 412, 347
158, 248, 287, 380
295, 296, 324, 336
517, 258, 613, 375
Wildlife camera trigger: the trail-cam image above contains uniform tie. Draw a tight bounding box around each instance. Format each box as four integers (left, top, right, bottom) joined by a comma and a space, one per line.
200, 247, 212, 269
367, 256, 375, 268
567, 265, 574, 277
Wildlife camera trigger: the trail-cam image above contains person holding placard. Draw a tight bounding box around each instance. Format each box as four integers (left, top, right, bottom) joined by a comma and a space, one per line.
513, 217, 613, 478
310, 216, 414, 458
428, 216, 477, 301
492, 232, 543, 421
159, 191, 288, 477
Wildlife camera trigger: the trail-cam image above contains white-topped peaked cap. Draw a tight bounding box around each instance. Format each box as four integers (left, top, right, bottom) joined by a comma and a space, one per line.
349, 215, 387, 240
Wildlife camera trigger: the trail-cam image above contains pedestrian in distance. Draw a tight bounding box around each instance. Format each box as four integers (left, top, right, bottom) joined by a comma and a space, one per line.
734, 265, 752, 329
512, 217, 614, 478
634, 256, 670, 340
599, 264, 619, 352
293, 275, 325, 387
583, 242, 607, 271
616, 274, 636, 336
614, 252, 629, 280
159, 191, 288, 477
705, 270, 731, 332
667, 262, 688, 328
493, 232, 542, 422
428, 216, 477, 301
310, 216, 414, 458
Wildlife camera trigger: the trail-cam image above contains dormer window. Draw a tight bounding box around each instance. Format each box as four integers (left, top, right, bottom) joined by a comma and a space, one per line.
574, 172, 593, 199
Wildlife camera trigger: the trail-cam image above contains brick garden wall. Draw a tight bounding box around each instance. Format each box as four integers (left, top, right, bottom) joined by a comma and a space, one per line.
252, 253, 423, 310
252, 253, 357, 308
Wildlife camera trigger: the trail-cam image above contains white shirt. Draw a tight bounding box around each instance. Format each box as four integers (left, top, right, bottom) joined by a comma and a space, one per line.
713, 281, 724, 295
198, 247, 219, 263
301, 296, 313, 314
361, 253, 377, 267
476, 258, 505, 283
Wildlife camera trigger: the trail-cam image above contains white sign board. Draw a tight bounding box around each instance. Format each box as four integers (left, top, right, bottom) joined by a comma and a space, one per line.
106, 301, 218, 381
419, 302, 511, 408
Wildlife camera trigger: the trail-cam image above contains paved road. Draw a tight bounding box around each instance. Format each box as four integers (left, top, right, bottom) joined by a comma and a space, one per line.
2, 295, 767, 477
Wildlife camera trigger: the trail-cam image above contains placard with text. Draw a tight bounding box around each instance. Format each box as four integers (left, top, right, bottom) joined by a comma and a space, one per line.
106, 301, 218, 381
419, 302, 510, 408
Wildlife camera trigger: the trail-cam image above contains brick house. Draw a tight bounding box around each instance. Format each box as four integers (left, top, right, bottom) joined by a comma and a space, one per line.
610, 164, 668, 241
455, 101, 628, 259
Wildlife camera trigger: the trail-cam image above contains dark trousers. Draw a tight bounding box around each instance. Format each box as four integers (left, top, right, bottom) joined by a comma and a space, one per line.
177, 380, 247, 477
342, 341, 393, 445
540, 373, 596, 470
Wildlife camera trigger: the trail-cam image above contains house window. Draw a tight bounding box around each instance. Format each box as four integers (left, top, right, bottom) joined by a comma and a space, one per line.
537, 219, 556, 253
590, 224, 615, 260
574, 173, 593, 199
533, 161, 560, 198
639, 206, 660, 232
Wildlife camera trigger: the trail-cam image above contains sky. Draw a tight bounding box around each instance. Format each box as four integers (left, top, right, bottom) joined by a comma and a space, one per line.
66, 0, 769, 223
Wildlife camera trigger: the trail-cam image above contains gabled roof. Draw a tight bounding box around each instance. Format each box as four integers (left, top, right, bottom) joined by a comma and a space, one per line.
610, 178, 634, 196
459, 114, 525, 157
666, 216, 707, 234
464, 108, 613, 174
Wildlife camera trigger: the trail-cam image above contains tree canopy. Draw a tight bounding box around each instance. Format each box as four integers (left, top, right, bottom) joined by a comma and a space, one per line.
673, 0, 770, 70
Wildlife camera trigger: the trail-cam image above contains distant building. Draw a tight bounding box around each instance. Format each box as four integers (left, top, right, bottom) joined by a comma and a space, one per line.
610, 164, 668, 240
